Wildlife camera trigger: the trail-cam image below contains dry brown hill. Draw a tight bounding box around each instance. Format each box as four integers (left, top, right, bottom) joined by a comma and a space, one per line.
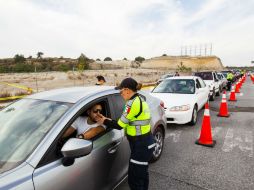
90, 55, 224, 71
141, 56, 224, 71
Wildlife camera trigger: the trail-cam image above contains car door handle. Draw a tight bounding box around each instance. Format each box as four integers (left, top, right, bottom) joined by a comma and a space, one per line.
107, 141, 121, 154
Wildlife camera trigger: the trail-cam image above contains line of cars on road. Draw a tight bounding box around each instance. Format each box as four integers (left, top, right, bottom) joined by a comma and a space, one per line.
152, 71, 228, 125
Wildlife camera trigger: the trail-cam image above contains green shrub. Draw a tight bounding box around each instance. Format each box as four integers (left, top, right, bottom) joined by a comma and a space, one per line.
104, 57, 112, 61
177, 62, 192, 72
14, 54, 26, 63
59, 64, 69, 72
135, 56, 145, 63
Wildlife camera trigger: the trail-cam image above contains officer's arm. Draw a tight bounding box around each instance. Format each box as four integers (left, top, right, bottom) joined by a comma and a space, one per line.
104, 119, 122, 130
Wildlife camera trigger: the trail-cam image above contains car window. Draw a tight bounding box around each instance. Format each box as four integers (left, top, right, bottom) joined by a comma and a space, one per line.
198, 78, 206, 88
37, 98, 112, 168
0, 99, 72, 173
196, 79, 201, 88
194, 72, 213, 80
111, 94, 125, 120
153, 79, 195, 94
213, 73, 218, 81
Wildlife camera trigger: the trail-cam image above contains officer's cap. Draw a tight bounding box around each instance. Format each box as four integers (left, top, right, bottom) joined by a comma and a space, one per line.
115, 77, 138, 91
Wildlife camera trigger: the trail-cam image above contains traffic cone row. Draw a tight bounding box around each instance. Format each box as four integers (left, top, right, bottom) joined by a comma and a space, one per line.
195, 74, 248, 148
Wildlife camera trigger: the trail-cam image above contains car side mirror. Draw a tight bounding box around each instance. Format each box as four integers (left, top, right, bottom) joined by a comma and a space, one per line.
61, 138, 93, 159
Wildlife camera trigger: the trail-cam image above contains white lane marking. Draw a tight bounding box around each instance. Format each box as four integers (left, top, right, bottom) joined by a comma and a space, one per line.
165, 130, 182, 142
212, 127, 222, 137
222, 129, 253, 157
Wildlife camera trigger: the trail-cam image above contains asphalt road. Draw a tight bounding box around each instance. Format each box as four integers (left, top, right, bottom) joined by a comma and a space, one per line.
117, 78, 254, 190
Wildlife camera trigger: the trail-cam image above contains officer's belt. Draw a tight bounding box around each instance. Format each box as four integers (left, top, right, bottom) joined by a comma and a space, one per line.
127, 132, 151, 142
129, 119, 150, 126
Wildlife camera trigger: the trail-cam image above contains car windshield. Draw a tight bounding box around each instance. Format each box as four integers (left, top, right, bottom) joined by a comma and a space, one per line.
194, 72, 213, 80
0, 99, 72, 174
217, 74, 222, 79
153, 79, 195, 94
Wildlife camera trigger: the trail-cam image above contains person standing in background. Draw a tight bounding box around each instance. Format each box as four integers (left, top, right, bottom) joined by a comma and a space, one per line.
96, 75, 106, 85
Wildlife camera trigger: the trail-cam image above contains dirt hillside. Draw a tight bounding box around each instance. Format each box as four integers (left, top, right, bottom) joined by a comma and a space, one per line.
141, 56, 224, 71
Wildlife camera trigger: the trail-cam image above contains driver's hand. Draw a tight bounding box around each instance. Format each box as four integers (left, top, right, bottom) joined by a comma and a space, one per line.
96, 113, 111, 125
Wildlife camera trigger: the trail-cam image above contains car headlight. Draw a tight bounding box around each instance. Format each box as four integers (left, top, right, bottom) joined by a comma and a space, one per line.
170, 104, 190, 111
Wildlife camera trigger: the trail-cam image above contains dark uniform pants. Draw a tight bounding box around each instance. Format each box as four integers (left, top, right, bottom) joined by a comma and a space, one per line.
128, 134, 155, 190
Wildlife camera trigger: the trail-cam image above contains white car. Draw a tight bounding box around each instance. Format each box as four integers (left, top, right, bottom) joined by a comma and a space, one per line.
194, 72, 220, 101
217, 72, 227, 90
150, 76, 210, 125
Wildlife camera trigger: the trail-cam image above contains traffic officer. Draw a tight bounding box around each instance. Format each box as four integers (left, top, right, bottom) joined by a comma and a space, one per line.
240, 70, 244, 78
96, 77, 155, 190
226, 71, 234, 90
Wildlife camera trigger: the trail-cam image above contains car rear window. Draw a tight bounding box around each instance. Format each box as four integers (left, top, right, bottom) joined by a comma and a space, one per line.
194, 72, 213, 80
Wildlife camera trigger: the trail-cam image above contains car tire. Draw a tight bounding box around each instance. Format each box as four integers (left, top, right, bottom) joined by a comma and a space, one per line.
151, 127, 164, 162
210, 90, 215, 101
189, 105, 198, 126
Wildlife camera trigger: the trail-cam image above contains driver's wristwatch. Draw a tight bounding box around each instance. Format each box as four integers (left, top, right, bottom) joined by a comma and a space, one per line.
77, 134, 84, 139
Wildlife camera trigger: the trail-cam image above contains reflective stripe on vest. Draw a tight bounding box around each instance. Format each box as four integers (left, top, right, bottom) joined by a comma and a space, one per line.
129, 119, 150, 126
135, 125, 141, 136
130, 159, 148, 165
120, 115, 129, 124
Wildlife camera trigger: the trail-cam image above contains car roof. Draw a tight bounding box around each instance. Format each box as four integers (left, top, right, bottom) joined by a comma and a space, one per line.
194, 71, 215, 73
26, 86, 116, 103
165, 76, 196, 80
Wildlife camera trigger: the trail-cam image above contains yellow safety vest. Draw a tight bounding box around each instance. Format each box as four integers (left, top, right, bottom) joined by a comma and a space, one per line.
118, 95, 151, 136
227, 73, 233, 80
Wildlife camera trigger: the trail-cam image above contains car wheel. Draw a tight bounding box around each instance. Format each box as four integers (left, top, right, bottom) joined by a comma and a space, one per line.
189, 105, 198, 126
151, 127, 164, 162
210, 90, 215, 101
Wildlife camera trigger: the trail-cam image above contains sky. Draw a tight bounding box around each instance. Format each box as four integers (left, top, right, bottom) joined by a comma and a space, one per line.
0, 0, 253, 66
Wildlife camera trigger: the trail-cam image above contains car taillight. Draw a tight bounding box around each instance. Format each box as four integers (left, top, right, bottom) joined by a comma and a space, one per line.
160, 101, 164, 108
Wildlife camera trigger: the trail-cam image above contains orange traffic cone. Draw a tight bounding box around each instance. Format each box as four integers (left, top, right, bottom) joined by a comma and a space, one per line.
217, 91, 230, 117
229, 85, 237, 101
195, 102, 216, 147
235, 82, 240, 93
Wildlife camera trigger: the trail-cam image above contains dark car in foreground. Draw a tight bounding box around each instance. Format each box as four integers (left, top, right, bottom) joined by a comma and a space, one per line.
0, 86, 166, 190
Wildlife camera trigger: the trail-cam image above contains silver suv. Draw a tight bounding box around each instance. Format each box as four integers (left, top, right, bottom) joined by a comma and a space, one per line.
0, 86, 166, 190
